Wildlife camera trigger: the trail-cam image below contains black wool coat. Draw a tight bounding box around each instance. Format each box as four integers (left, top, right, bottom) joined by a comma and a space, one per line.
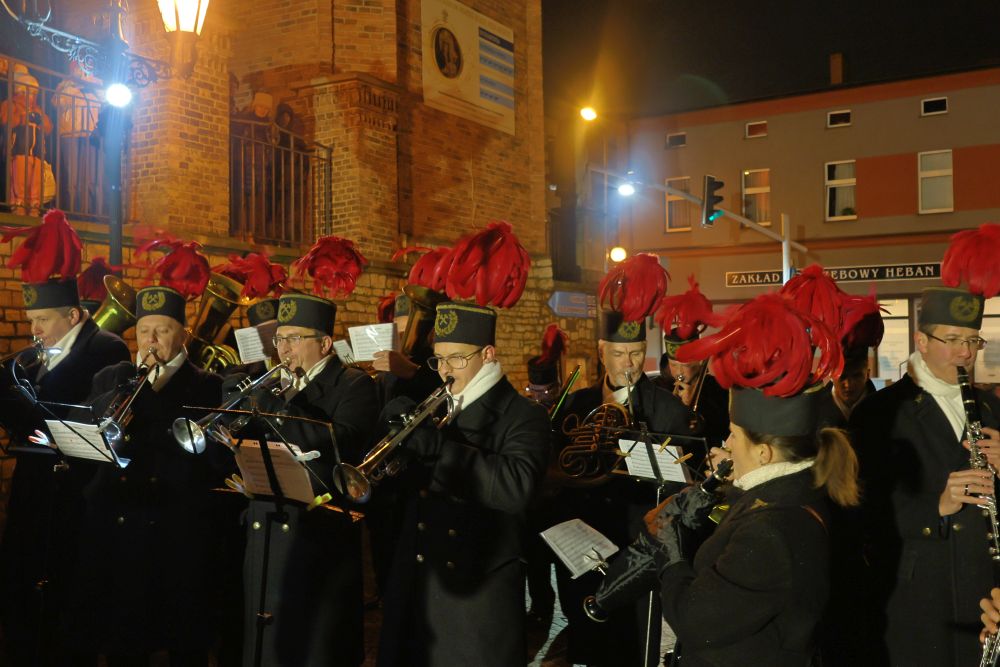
660, 469, 831, 667
67, 358, 227, 655
0, 320, 130, 664
850, 373, 1000, 667
376, 376, 550, 667
241, 357, 378, 667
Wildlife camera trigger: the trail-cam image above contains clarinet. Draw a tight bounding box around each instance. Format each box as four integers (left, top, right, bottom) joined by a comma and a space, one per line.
957, 366, 1000, 667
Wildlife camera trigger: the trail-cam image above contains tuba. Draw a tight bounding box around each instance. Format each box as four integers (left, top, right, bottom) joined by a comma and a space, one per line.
187, 272, 252, 373
92, 275, 137, 336
399, 284, 449, 358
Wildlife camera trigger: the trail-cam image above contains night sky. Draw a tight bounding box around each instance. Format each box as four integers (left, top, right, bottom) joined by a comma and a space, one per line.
543, 0, 1000, 117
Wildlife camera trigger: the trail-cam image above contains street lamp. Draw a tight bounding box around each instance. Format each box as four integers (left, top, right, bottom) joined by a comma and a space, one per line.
580, 106, 598, 122
2, 0, 211, 267
609, 246, 627, 263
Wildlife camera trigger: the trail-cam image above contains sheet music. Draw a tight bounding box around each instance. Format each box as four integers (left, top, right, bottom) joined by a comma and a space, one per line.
540, 519, 620, 579
621, 438, 692, 484
347, 323, 396, 362
331, 339, 355, 365
44, 420, 128, 467
234, 326, 268, 364
233, 439, 316, 505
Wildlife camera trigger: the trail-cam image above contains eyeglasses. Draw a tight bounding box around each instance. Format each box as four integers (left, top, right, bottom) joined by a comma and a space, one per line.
925, 332, 988, 351
272, 334, 323, 347
427, 347, 484, 371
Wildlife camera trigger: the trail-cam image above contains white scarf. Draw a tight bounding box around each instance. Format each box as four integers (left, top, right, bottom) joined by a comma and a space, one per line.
140, 348, 187, 392
46, 320, 85, 371
907, 350, 965, 441
449, 360, 504, 415
734, 458, 814, 491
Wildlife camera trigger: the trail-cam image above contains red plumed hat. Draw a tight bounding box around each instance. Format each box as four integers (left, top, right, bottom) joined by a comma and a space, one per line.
291, 235, 368, 297
216, 252, 288, 299
376, 293, 396, 324
78, 257, 115, 302
136, 238, 211, 300
676, 293, 843, 397
778, 264, 849, 339
841, 292, 887, 350
941, 223, 1000, 298
598, 253, 669, 322
395, 245, 454, 293
2, 209, 82, 283
655, 274, 724, 340
445, 221, 530, 308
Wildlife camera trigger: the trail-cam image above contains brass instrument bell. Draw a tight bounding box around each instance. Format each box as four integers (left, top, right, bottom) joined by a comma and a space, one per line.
92, 275, 137, 335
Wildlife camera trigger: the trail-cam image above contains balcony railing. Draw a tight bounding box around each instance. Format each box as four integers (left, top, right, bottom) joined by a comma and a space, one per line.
229, 118, 332, 246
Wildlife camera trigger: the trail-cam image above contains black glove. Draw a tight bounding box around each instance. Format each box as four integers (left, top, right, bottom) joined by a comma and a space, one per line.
663, 486, 721, 531
382, 396, 417, 424
404, 421, 442, 459
644, 509, 686, 574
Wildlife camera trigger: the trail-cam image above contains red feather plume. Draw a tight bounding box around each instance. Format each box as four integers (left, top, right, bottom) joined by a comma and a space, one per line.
654, 274, 723, 339
78, 257, 115, 301
538, 324, 569, 364
2, 209, 82, 282
941, 223, 1000, 298
291, 235, 368, 297
377, 293, 396, 323
391, 245, 433, 263
216, 252, 288, 299
778, 264, 847, 337
841, 292, 887, 349
598, 253, 670, 322
137, 239, 211, 299
675, 293, 843, 397
445, 221, 530, 308
405, 246, 453, 292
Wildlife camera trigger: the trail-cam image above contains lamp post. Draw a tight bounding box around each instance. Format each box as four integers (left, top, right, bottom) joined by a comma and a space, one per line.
2, 0, 210, 266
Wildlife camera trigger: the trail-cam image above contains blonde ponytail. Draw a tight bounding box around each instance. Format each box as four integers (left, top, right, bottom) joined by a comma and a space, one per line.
812, 427, 860, 507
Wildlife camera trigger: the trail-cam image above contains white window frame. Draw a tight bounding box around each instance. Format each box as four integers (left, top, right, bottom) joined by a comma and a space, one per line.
665, 132, 687, 149
745, 120, 768, 138
921, 96, 949, 116
825, 160, 857, 221
664, 176, 692, 233
918, 149, 953, 214
826, 109, 852, 128
741, 168, 771, 227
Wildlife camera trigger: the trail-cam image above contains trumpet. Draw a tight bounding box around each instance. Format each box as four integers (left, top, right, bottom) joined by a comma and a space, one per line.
0, 337, 61, 368
334, 377, 456, 503
172, 363, 295, 454
98, 348, 159, 448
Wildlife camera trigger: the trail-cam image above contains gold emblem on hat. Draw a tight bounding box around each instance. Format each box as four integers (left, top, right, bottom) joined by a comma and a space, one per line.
435, 309, 458, 336
618, 320, 641, 340
141, 289, 166, 312
949, 295, 981, 324
278, 299, 297, 323
255, 300, 276, 321
665, 340, 680, 359
22, 285, 38, 308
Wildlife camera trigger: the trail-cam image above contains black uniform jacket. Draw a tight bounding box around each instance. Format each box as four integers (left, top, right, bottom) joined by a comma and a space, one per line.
660, 469, 831, 667
377, 376, 551, 667
0, 321, 129, 663
850, 374, 1000, 667
66, 358, 226, 655
242, 356, 378, 667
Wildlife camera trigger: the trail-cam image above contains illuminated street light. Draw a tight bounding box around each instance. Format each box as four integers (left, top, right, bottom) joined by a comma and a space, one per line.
580, 106, 598, 122
617, 182, 636, 197
609, 246, 628, 263
105, 82, 133, 107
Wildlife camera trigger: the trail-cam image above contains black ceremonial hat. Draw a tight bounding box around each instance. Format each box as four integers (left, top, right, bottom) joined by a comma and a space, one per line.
729, 385, 823, 438
136, 286, 187, 325
276, 293, 337, 334
22, 278, 80, 310
248, 298, 279, 326
918, 287, 984, 330
599, 310, 646, 344
434, 301, 496, 346
664, 328, 699, 360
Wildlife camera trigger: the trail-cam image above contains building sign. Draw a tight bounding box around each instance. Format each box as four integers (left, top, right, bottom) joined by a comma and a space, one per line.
548, 291, 597, 318
725, 262, 941, 288
421, 0, 516, 135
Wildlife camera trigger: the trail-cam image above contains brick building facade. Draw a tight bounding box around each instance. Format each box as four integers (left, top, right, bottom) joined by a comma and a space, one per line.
0, 0, 601, 395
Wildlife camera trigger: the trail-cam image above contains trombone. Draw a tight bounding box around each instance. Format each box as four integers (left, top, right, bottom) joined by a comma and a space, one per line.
172, 363, 294, 454
98, 348, 160, 448
334, 377, 456, 503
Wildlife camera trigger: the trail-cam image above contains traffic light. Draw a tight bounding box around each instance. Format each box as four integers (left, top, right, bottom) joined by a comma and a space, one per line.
701, 174, 724, 227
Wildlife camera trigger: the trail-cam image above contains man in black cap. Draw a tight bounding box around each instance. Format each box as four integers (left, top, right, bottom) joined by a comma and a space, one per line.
239, 291, 377, 667
550, 311, 692, 667
0, 275, 129, 666
661, 327, 730, 448
851, 285, 1000, 666
63, 281, 227, 665
376, 301, 550, 667
815, 348, 876, 429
